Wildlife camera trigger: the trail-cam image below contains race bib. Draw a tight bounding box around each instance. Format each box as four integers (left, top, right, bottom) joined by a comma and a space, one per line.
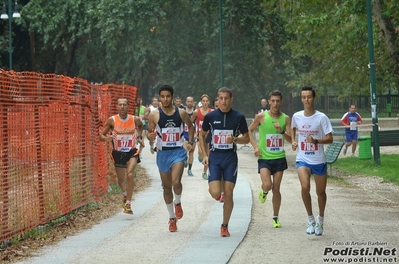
300, 141, 319, 152
116, 135, 133, 152
161, 127, 182, 147
266, 134, 283, 152
350, 121, 357, 130
213, 129, 233, 149
184, 123, 188, 132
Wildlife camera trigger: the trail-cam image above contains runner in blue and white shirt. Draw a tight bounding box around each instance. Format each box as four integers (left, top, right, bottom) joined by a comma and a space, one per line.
199, 86, 249, 237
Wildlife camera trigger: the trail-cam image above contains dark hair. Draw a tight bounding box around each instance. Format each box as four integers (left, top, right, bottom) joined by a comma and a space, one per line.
218, 86, 232, 97
213, 97, 218, 103
159, 84, 174, 96
269, 90, 283, 100
301, 86, 316, 97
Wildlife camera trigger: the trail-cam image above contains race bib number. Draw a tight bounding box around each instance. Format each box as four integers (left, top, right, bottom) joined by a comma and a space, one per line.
161, 127, 182, 147
116, 135, 133, 152
350, 121, 357, 130
184, 123, 188, 132
266, 134, 283, 152
213, 129, 233, 149
300, 141, 319, 152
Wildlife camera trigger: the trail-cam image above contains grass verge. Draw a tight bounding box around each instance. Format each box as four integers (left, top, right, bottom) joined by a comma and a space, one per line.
333, 154, 399, 185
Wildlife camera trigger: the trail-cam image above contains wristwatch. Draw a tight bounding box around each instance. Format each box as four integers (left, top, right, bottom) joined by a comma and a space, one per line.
233, 137, 238, 143
314, 139, 319, 145
279, 130, 285, 134
188, 141, 194, 145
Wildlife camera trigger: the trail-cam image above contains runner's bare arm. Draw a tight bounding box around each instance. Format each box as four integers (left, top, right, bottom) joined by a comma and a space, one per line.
282, 115, 292, 144
143, 107, 151, 121
146, 110, 158, 142
135, 116, 145, 148
248, 113, 263, 150
291, 127, 298, 151
229, 132, 249, 145
306, 132, 333, 145
190, 110, 197, 124
100, 117, 114, 142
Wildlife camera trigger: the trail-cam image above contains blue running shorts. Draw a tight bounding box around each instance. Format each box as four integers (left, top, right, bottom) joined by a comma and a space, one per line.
296, 161, 327, 176
208, 151, 238, 184
345, 130, 358, 142
156, 148, 186, 173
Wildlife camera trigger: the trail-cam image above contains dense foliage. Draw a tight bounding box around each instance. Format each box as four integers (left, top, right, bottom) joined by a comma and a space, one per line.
1, 0, 398, 114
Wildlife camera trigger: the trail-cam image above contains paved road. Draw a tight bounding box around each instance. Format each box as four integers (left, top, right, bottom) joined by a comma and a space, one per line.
18, 144, 399, 264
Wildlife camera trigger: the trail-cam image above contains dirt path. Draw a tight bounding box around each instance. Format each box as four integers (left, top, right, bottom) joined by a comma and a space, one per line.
15, 144, 399, 264
229, 145, 399, 263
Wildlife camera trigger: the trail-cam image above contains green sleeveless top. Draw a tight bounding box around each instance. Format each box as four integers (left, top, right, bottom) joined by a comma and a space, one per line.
258, 111, 286, 160
139, 105, 146, 125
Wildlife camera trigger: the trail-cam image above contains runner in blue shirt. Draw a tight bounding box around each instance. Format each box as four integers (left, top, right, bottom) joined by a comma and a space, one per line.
340, 104, 362, 157
147, 85, 195, 232
199, 87, 249, 237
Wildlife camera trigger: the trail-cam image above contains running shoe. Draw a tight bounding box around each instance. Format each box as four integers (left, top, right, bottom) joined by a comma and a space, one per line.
174, 203, 183, 219
272, 217, 281, 228
169, 218, 177, 232
187, 170, 194, 176
123, 203, 133, 214
219, 192, 225, 203
351, 153, 355, 158
198, 155, 203, 163
202, 172, 208, 180
315, 222, 324, 236
258, 189, 267, 204
220, 224, 230, 237
307, 221, 315, 234
343, 145, 347, 155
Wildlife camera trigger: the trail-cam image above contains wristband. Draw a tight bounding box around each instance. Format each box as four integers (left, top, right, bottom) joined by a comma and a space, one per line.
314, 139, 318, 145
188, 141, 194, 146
280, 130, 285, 135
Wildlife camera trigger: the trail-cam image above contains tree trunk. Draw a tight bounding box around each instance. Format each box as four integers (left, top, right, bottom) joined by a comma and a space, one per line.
29, 32, 36, 71
372, 0, 399, 79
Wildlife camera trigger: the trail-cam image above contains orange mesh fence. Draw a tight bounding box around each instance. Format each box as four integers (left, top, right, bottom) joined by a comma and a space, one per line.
0, 70, 138, 243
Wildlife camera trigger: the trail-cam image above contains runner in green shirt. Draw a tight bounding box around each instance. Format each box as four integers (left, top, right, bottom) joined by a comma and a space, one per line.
248, 90, 292, 228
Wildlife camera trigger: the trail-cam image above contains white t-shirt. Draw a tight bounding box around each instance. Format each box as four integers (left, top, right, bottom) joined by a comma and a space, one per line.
291, 110, 332, 164
149, 105, 158, 112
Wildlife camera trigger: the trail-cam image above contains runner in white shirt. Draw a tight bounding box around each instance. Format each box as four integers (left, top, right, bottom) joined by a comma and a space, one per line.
291, 86, 333, 236
144, 97, 159, 153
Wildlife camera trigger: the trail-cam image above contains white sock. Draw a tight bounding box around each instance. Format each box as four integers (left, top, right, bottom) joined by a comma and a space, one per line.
126, 200, 131, 205
122, 191, 127, 196
317, 215, 324, 223
308, 215, 315, 223
166, 203, 175, 219
273, 215, 278, 219
174, 194, 181, 205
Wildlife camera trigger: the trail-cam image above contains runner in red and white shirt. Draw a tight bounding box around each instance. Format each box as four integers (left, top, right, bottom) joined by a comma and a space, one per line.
191, 94, 213, 180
